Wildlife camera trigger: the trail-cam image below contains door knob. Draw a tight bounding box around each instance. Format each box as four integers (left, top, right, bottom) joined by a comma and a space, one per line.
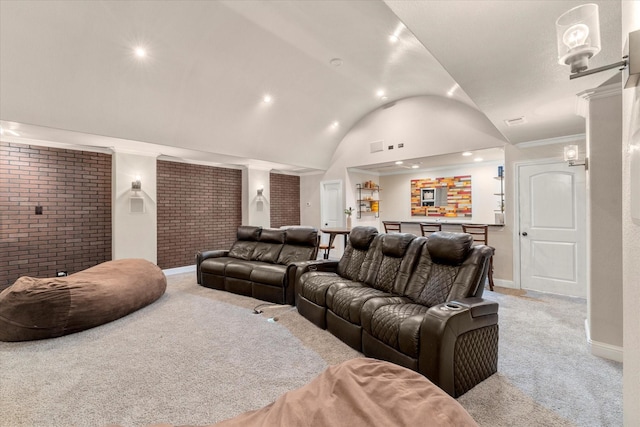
521, 232, 528, 236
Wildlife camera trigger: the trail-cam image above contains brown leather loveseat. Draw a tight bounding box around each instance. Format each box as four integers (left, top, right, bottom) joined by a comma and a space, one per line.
295, 226, 498, 397
197, 226, 318, 305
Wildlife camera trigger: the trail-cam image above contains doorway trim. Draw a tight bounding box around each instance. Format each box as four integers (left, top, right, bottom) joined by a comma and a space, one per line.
320, 179, 344, 228
512, 157, 588, 294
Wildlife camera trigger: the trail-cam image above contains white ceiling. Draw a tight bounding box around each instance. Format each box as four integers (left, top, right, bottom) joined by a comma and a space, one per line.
386, 0, 622, 143
0, 1, 623, 173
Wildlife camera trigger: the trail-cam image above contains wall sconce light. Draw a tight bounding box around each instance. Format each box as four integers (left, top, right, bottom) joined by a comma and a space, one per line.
257, 187, 264, 197
131, 175, 142, 191
564, 145, 588, 168
556, 4, 638, 88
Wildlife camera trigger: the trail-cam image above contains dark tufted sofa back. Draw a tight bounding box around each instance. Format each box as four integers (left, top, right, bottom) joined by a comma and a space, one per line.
403, 231, 493, 306
336, 226, 378, 280
228, 226, 262, 260
360, 233, 421, 293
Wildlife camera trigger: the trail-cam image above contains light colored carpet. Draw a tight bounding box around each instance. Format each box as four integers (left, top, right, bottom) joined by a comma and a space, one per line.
0, 274, 622, 427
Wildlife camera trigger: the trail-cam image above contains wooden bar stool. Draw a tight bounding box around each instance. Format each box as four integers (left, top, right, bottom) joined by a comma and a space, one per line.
317, 233, 335, 259
382, 221, 402, 233
419, 223, 441, 237
461, 224, 495, 291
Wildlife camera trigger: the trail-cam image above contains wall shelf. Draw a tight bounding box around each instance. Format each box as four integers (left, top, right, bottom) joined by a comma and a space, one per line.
356, 183, 380, 219
493, 173, 505, 223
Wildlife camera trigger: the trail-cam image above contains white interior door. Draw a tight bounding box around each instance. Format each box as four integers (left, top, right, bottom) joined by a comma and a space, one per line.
320, 180, 343, 228
519, 162, 586, 297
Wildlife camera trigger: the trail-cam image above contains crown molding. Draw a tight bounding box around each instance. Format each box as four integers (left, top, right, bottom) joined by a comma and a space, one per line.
514, 133, 585, 149
576, 83, 623, 117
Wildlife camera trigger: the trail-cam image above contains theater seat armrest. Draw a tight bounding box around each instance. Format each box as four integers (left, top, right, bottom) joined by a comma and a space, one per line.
419, 297, 499, 396
293, 259, 339, 278
444, 297, 499, 318
196, 250, 229, 284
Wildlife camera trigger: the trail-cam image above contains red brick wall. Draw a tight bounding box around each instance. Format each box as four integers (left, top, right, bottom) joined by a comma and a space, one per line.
0, 142, 112, 288
270, 173, 300, 228
157, 160, 242, 269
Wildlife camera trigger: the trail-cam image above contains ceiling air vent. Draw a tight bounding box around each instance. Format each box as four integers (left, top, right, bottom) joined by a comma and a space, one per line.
370, 141, 383, 153
504, 116, 527, 126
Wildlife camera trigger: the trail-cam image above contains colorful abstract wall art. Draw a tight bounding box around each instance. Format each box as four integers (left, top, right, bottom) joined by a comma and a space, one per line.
410, 175, 472, 217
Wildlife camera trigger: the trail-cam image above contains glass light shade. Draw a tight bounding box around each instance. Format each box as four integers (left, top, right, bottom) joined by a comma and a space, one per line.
556, 4, 601, 73
564, 145, 579, 162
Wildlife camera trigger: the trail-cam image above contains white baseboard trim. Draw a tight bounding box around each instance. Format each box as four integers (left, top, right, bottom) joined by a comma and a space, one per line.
163, 265, 196, 276
493, 279, 516, 289
584, 319, 623, 363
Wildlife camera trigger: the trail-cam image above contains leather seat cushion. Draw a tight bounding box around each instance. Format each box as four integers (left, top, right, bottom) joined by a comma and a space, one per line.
366, 303, 429, 357
299, 272, 360, 306
250, 264, 288, 286
199, 257, 236, 275
225, 260, 263, 280
328, 285, 392, 324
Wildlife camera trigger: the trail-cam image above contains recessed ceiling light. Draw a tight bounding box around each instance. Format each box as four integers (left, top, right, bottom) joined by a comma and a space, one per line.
330, 58, 343, 67
263, 94, 273, 104
389, 34, 399, 43
411, 164, 419, 169
376, 89, 385, 98
474, 157, 483, 162
134, 47, 147, 58
395, 161, 404, 165
462, 151, 473, 156
447, 84, 459, 97
331, 121, 339, 128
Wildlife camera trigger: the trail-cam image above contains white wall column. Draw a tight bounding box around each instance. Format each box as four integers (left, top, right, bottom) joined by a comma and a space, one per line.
244, 167, 271, 227
112, 151, 158, 262
622, 2, 640, 424
578, 83, 623, 362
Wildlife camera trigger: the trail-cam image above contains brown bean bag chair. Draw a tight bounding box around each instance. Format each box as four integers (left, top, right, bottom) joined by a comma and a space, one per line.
0, 259, 167, 342
212, 358, 479, 427
135, 358, 478, 427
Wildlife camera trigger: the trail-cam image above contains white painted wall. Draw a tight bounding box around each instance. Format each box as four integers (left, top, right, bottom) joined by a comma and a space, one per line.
622, 1, 640, 424
245, 167, 271, 227
112, 151, 157, 262
300, 173, 323, 227
580, 85, 623, 360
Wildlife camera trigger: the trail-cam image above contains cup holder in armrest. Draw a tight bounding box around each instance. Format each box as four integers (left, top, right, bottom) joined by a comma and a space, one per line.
440, 303, 463, 311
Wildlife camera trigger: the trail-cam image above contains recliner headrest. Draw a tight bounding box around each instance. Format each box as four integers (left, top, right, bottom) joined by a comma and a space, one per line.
427, 231, 473, 266
237, 226, 262, 241
284, 227, 318, 246
259, 228, 286, 244
348, 226, 378, 250
381, 233, 416, 257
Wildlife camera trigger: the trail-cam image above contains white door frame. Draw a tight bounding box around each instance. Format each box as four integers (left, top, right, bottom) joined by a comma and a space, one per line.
512, 158, 588, 294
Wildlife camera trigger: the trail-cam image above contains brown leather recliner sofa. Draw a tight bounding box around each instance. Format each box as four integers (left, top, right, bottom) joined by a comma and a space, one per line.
295, 226, 498, 397
197, 226, 318, 305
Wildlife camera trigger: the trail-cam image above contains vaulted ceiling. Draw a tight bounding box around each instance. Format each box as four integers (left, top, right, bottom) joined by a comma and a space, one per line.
0, 1, 622, 173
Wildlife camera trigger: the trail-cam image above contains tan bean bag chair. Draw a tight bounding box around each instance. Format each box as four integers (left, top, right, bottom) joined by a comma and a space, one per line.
135, 358, 478, 427
0, 259, 167, 342
212, 358, 479, 427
